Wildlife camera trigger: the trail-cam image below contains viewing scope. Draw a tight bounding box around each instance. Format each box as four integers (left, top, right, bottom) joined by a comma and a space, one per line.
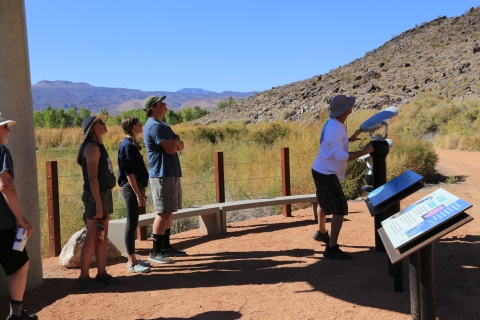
357, 140, 392, 191
359, 106, 398, 140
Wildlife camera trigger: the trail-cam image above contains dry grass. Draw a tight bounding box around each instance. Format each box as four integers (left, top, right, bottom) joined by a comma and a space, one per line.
35, 113, 441, 257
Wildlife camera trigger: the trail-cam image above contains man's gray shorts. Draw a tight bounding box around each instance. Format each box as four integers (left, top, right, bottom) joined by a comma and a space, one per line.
150, 177, 182, 214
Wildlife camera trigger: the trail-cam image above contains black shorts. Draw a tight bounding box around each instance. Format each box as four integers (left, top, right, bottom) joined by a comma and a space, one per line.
82, 189, 113, 220
0, 228, 29, 276
312, 169, 348, 216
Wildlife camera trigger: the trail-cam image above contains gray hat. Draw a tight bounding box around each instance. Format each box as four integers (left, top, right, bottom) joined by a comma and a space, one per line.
329, 95, 356, 118
0, 113, 17, 128
143, 95, 166, 111
82, 115, 107, 140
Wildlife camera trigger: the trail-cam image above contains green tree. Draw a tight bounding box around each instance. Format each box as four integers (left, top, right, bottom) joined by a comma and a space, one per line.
65, 107, 78, 127
182, 108, 195, 122
165, 109, 183, 125
227, 96, 234, 107
33, 111, 45, 128
76, 108, 91, 127
43, 106, 58, 128
217, 101, 228, 110
217, 97, 234, 110
192, 106, 210, 119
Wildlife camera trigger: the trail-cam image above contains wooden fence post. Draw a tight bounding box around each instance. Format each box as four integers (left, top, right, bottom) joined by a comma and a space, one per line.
281, 148, 291, 217
46, 161, 61, 257
215, 152, 225, 203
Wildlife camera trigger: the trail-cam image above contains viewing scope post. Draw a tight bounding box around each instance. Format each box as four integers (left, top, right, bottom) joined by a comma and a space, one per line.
358, 106, 399, 252
358, 106, 403, 292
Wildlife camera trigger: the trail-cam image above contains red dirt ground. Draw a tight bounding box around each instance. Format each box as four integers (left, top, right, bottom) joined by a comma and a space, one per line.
1, 149, 479, 319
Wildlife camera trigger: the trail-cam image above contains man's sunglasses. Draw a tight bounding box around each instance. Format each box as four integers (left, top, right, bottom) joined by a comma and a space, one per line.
3, 125, 8, 130
96, 120, 106, 125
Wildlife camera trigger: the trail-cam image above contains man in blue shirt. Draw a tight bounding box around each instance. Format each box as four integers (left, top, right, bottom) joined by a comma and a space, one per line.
143, 95, 186, 264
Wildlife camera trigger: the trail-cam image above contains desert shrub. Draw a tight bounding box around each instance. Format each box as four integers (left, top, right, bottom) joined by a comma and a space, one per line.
178, 126, 245, 144
457, 135, 480, 151
250, 123, 291, 147
341, 160, 367, 199
388, 138, 438, 180
445, 176, 458, 184
280, 109, 293, 120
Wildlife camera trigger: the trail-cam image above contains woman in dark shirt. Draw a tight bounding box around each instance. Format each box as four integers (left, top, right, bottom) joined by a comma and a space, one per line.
76, 115, 120, 289
118, 116, 150, 273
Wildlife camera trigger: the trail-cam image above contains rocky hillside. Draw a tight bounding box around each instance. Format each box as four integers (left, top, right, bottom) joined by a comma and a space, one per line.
198, 7, 480, 124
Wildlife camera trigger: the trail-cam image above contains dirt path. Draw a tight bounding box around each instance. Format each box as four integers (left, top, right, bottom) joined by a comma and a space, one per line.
1, 149, 479, 320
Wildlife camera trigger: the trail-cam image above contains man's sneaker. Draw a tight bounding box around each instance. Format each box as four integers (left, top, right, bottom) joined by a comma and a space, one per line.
76, 277, 105, 289
95, 273, 121, 286
126, 262, 151, 273
161, 246, 187, 256
312, 230, 330, 244
323, 244, 353, 260
148, 251, 174, 264
6, 310, 38, 320
125, 259, 151, 269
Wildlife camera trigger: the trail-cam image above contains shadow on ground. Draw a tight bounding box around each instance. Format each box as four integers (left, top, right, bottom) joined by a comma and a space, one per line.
1, 220, 478, 319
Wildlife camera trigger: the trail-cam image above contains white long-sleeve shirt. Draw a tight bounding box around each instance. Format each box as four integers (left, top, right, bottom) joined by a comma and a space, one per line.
312, 118, 349, 180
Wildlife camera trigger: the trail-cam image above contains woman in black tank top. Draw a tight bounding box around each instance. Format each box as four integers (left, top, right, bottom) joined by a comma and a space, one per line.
75, 115, 120, 289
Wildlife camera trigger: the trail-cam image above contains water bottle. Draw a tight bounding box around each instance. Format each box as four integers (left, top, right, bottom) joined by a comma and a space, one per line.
95, 220, 105, 246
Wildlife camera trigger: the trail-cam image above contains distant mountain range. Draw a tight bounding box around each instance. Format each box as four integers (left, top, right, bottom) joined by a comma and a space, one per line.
31, 80, 256, 115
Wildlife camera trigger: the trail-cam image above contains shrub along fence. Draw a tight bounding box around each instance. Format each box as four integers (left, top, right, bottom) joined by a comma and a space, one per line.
45, 148, 293, 257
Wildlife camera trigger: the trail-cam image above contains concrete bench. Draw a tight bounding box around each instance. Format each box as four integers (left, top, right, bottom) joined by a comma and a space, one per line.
218, 194, 318, 234
108, 194, 318, 254
108, 205, 222, 255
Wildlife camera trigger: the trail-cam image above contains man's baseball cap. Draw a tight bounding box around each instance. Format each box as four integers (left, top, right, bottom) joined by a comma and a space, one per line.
143, 95, 166, 111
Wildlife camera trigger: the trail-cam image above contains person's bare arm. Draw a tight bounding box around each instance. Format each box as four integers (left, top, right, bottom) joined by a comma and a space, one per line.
348, 143, 374, 161
173, 134, 184, 151
84, 143, 103, 219
160, 134, 184, 154
0, 171, 33, 236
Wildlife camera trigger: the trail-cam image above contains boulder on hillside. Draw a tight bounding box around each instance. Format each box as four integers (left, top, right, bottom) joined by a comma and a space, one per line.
59, 228, 122, 268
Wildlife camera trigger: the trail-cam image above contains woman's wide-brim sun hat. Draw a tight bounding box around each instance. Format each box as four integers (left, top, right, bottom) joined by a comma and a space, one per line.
0, 113, 17, 127
329, 95, 356, 118
82, 115, 107, 140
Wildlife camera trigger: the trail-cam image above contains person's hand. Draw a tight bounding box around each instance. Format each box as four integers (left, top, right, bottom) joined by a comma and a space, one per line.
94, 205, 104, 220
349, 129, 362, 142
136, 194, 146, 207
16, 217, 33, 237
363, 143, 374, 154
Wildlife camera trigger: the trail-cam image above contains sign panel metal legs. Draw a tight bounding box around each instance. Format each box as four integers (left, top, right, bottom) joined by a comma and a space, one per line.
408, 244, 436, 320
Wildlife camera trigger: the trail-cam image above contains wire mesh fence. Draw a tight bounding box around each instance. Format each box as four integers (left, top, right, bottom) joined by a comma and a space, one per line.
39, 152, 297, 257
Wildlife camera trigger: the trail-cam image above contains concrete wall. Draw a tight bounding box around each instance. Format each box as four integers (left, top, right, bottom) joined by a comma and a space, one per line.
0, 0, 43, 296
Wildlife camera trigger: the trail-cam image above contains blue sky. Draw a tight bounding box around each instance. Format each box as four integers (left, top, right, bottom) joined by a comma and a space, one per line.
25, 0, 479, 93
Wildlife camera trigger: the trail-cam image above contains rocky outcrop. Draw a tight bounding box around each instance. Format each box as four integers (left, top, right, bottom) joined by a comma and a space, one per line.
59, 228, 121, 268
196, 7, 480, 125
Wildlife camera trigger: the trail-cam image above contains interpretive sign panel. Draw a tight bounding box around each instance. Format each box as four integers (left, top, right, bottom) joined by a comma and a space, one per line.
381, 188, 472, 249
368, 170, 423, 207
